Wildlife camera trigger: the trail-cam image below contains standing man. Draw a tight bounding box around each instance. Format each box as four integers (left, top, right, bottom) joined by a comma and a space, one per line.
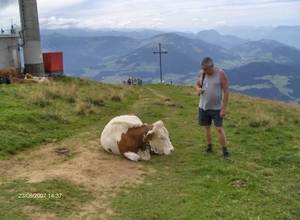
195, 57, 230, 160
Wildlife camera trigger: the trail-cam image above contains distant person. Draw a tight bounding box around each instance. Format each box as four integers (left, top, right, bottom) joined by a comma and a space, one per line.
137, 78, 142, 85
195, 57, 230, 160
10, 25, 15, 34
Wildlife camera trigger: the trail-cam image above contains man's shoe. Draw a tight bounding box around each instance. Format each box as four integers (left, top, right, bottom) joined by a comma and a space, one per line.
203, 148, 213, 154
223, 152, 230, 160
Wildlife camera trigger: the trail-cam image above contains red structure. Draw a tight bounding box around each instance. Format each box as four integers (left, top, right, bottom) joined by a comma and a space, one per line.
42, 52, 64, 76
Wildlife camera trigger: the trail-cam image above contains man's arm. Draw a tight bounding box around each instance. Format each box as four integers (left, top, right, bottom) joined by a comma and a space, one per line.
220, 70, 229, 117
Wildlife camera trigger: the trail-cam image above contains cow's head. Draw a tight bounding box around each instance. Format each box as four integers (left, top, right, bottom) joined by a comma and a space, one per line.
143, 120, 174, 155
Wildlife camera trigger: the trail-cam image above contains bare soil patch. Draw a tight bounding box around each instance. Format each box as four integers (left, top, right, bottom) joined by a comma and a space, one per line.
0, 133, 155, 219
230, 179, 247, 187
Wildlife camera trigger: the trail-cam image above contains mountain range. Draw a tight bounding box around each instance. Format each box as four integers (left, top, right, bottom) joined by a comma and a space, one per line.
39, 26, 300, 103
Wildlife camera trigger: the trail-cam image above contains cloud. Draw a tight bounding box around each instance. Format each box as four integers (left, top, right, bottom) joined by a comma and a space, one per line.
39, 16, 80, 29
117, 21, 131, 28
0, 0, 299, 32
215, 21, 227, 26
0, 0, 16, 9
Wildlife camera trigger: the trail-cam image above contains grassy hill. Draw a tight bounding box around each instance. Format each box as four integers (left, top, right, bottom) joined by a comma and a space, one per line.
0, 77, 299, 219
226, 62, 300, 103
231, 39, 300, 64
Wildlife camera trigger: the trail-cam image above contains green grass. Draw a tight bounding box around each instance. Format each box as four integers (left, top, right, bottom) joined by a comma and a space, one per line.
0, 77, 300, 219
0, 77, 135, 158
113, 85, 300, 220
0, 179, 94, 219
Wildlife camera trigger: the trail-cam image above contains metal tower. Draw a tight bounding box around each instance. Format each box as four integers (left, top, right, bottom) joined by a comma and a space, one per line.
18, 0, 44, 76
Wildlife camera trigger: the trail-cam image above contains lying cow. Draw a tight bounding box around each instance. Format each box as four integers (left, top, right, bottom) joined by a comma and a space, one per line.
100, 115, 174, 162
12, 77, 37, 84
24, 73, 50, 83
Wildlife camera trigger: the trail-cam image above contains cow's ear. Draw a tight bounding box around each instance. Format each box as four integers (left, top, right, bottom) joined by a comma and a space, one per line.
143, 130, 153, 142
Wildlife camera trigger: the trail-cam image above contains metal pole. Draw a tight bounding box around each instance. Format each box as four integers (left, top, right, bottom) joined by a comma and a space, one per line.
159, 43, 162, 84
153, 43, 167, 84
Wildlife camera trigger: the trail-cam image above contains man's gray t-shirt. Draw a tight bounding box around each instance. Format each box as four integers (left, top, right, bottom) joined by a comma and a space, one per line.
199, 69, 223, 110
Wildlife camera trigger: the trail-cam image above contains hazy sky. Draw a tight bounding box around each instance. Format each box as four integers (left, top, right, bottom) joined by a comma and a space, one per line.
1, 0, 299, 33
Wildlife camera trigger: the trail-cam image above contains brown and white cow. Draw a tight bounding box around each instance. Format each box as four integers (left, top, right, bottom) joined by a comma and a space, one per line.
12, 77, 37, 84
100, 115, 174, 162
24, 73, 50, 83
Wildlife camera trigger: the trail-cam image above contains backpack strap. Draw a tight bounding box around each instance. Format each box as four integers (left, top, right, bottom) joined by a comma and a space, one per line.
201, 72, 205, 88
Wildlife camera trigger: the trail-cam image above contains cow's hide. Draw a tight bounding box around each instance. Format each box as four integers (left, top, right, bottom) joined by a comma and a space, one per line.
0, 67, 17, 78
24, 73, 50, 83
12, 77, 37, 84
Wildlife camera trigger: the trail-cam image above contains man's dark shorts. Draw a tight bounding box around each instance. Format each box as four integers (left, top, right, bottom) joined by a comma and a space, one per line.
198, 108, 223, 127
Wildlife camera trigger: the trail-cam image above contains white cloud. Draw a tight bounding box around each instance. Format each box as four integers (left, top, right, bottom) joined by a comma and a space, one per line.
0, 0, 17, 9
215, 21, 227, 26
39, 16, 80, 29
117, 21, 131, 28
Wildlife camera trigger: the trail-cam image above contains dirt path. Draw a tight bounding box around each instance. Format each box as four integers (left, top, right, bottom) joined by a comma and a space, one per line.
0, 136, 146, 189
146, 87, 169, 100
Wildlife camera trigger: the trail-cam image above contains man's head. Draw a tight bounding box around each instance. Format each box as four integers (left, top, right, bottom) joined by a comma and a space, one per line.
201, 57, 214, 75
